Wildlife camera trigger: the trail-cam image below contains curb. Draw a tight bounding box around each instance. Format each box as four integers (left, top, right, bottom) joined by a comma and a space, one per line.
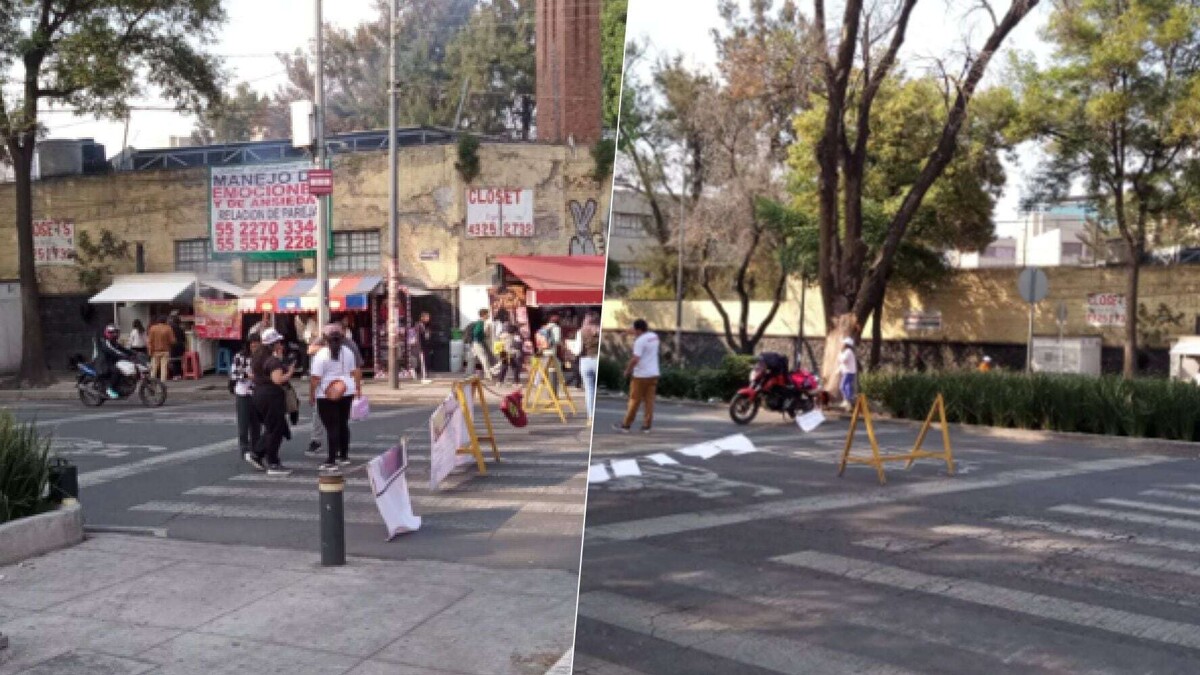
0, 388, 230, 403
0, 501, 84, 566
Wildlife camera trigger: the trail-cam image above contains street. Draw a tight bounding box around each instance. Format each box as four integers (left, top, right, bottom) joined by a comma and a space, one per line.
8, 395, 588, 570
574, 396, 1200, 674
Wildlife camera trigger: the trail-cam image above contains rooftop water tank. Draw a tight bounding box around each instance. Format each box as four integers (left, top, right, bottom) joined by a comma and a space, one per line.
33, 139, 84, 179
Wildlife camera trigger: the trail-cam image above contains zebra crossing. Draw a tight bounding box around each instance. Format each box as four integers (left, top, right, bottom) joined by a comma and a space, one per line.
578, 403, 1200, 673
123, 419, 589, 542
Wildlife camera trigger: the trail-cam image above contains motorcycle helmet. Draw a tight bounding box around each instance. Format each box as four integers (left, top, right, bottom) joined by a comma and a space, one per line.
104, 324, 120, 340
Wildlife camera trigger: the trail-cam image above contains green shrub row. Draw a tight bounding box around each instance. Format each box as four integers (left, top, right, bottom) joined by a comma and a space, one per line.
0, 411, 53, 523
860, 371, 1200, 441
598, 354, 756, 402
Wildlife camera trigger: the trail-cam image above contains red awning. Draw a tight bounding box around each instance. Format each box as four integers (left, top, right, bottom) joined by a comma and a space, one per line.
496, 255, 605, 307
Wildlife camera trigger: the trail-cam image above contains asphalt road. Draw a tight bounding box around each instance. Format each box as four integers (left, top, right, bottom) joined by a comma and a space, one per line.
574, 397, 1200, 674
8, 394, 589, 571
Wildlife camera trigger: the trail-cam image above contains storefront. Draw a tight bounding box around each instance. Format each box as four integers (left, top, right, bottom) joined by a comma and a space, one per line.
88, 272, 247, 371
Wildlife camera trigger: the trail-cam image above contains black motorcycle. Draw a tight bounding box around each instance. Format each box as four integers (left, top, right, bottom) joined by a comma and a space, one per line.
70, 353, 167, 407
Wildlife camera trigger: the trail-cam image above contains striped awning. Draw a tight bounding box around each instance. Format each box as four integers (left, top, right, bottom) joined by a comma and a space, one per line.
240, 275, 383, 313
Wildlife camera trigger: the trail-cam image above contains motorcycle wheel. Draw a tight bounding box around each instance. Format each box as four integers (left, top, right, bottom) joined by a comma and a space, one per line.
729, 393, 759, 425
139, 378, 168, 407
78, 376, 105, 407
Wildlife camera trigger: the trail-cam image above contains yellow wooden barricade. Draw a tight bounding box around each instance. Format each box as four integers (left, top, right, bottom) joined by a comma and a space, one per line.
523, 354, 577, 423
452, 376, 501, 474
837, 393, 954, 485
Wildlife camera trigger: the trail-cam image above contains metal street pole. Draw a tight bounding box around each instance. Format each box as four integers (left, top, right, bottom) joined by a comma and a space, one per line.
1023, 211, 1032, 373
387, 0, 399, 389
314, 0, 330, 327
674, 184, 684, 364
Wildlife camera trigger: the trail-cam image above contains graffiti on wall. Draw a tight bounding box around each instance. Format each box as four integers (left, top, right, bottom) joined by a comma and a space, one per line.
568, 199, 606, 256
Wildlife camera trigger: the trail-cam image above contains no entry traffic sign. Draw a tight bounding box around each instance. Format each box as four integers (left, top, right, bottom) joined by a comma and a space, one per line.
308, 168, 333, 196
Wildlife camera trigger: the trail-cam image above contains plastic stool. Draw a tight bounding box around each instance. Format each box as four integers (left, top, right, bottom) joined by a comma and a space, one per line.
215, 348, 232, 375
182, 351, 201, 380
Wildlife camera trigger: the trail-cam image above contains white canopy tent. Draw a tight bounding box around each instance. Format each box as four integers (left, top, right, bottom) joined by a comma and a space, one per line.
1169, 336, 1200, 384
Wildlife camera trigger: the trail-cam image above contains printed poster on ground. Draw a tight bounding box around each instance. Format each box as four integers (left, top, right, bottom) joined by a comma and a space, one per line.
465, 188, 535, 238
428, 394, 474, 490
33, 219, 75, 266
193, 298, 242, 340
1086, 293, 1126, 328
209, 161, 329, 259
366, 439, 421, 539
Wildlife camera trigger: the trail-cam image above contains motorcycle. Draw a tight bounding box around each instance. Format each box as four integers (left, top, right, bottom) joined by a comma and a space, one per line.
70, 353, 168, 407
729, 352, 820, 425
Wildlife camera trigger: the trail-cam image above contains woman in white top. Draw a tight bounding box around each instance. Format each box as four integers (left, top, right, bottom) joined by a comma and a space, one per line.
128, 319, 148, 355
838, 337, 858, 410
308, 323, 362, 470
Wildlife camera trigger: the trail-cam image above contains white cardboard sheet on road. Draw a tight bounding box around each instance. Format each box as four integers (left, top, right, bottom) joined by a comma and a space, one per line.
428, 394, 475, 491
679, 433, 757, 459
610, 459, 642, 478
588, 464, 611, 484
366, 440, 421, 539
644, 453, 679, 466
796, 409, 826, 432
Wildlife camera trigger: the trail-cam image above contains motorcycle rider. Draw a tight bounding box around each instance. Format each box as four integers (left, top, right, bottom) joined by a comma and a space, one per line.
96, 324, 134, 399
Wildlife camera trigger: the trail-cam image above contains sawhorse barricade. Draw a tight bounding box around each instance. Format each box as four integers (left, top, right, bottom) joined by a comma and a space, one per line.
523, 354, 577, 423
452, 377, 501, 474
837, 393, 955, 485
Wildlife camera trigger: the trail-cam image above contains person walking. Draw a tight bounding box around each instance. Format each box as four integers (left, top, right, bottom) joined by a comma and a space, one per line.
128, 319, 148, 357
978, 355, 994, 373
838, 337, 858, 410
495, 322, 525, 384
309, 323, 362, 470
229, 333, 262, 459
168, 311, 186, 380
147, 315, 176, 382
463, 308, 495, 381
536, 311, 564, 392
614, 319, 659, 433
417, 312, 433, 383
578, 312, 601, 423
247, 328, 294, 476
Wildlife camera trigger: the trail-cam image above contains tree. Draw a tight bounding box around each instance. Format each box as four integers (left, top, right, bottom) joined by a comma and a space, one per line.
1, 0, 224, 386
192, 81, 272, 144
601, 0, 628, 130
808, 0, 1039, 384
1015, 0, 1200, 378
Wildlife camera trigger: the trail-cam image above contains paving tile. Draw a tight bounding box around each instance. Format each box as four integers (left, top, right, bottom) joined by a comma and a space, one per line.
12, 649, 157, 675
0, 613, 179, 675
135, 633, 359, 675
0, 547, 175, 610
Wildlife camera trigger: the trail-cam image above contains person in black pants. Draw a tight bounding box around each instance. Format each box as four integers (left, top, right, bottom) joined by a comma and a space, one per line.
247, 328, 294, 476
168, 311, 186, 379
309, 323, 362, 470
229, 333, 262, 458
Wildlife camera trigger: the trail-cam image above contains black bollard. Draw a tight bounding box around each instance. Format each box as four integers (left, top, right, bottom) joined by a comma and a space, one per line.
318, 472, 345, 566
47, 458, 79, 504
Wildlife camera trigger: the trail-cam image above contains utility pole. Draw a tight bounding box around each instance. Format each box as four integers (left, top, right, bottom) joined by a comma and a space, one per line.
674, 175, 684, 364
314, 0, 330, 327
387, 0, 400, 389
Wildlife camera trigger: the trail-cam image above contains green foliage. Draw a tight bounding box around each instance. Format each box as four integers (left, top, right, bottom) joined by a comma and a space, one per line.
598, 357, 623, 391
0, 412, 53, 524
193, 82, 273, 144
600, 0, 628, 130
455, 134, 481, 183
605, 258, 626, 296
591, 137, 615, 182
1137, 302, 1185, 348
861, 371, 1200, 442
74, 229, 131, 295
598, 353, 756, 402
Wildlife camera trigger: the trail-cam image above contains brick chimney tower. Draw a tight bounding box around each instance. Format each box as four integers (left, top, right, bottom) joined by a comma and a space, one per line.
535, 0, 602, 144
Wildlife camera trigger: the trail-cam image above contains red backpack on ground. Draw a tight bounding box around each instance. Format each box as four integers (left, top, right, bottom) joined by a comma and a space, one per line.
501, 390, 528, 428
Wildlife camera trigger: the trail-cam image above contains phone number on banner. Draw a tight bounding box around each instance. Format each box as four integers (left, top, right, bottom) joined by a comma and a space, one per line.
214, 220, 317, 253
466, 221, 535, 238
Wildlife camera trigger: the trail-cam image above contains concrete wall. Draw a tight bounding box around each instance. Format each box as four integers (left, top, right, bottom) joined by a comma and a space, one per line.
0, 142, 609, 295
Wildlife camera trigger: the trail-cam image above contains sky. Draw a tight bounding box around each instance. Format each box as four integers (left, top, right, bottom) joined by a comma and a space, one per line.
624, 0, 1057, 238
33, 0, 379, 153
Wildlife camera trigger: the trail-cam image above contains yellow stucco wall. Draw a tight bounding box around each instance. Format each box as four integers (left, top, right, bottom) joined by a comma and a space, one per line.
605, 266, 1200, 347
0, 142, 609, 294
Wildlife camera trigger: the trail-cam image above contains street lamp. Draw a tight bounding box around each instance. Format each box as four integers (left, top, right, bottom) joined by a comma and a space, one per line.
387, 0, 400, 389
313, 0, 330, 327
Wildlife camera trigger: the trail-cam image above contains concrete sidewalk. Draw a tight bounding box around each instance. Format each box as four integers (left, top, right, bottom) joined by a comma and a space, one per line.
0, 534, 576, 675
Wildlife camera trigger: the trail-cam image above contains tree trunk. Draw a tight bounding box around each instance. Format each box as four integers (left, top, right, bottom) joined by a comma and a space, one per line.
869, 295, 883, 370
13, 140, 51, 386
1123, 252, 1140, 380
822, 313, 858, 394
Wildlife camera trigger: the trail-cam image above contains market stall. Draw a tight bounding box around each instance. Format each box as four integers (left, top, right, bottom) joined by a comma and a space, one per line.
89, 272, 247, 371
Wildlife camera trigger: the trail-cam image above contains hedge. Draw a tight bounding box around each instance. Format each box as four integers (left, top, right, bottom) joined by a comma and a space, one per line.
598, 354, 756, 402
0, 411, 52, 523
860, 371, 1200, 442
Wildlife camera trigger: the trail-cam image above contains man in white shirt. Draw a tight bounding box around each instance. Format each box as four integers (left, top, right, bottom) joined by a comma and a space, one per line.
838, 337, 858, 410
614, 318, 660, 433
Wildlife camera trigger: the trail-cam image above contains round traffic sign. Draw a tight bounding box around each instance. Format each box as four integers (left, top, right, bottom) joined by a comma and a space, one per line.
1018, 268, 1049, 303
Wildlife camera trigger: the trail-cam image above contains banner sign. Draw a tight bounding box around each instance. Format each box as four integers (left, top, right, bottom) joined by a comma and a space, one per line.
33, 219, 75, 266
367, 440, 421, 539
903, 310, 942, 332
193, 298, 242, 339
210, 162, 320, 255
1086, 293, 1126, 327
428, 394, 473, 490
466, 188, 534, 238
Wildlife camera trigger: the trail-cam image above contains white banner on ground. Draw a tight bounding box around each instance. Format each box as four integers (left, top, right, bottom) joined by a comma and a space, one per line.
796, 409, 826, 433
429, 395, 471, 490
366, 440, 421, 539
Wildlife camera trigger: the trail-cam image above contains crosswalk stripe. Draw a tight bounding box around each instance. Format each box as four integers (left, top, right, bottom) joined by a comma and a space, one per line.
576, 590, 917, 675
995, 516, 1200, 555
929, 524, 1200, 579
1098, 498, 1200, 519
773, 550, 1200, 651
1140, 489, 1200, 504
1162, 483, 1200, 493
345, 453, 587, 468
184, 485, 585, 515
584, 455, 1178, 542
227, 473, 583, 496
80, 439, 239, 488
1050, 504, 1200, 533
128, 501, 583, 536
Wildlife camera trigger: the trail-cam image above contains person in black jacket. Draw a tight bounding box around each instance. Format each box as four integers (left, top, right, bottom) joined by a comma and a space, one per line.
246, 328, 294, 476
168, 311, 186, 380
96, 324, 133, 399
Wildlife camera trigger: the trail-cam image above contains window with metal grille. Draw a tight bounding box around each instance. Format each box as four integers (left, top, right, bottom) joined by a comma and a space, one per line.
611, 212, 646, 237
243, 259, 302, 284
174, 239, 232, 280
619, 267, 646, 289
329, 230, 381, 273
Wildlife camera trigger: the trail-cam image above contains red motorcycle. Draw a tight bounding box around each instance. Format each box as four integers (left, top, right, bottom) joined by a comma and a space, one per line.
729, 352, 821, 425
